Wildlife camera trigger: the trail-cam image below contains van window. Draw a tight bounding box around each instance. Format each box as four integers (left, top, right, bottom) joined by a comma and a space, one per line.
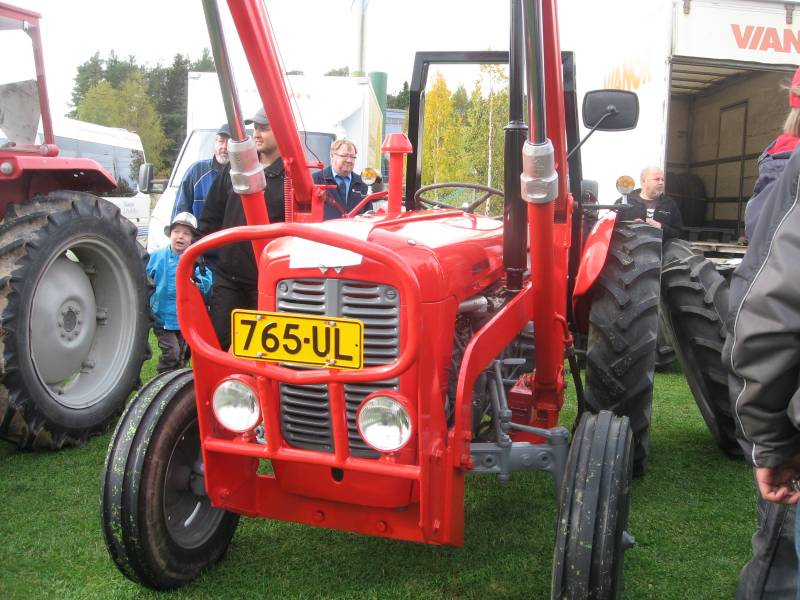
61, 138, 143, 198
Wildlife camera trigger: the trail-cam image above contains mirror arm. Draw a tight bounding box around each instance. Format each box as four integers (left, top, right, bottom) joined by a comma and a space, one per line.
565, 107, 617, 161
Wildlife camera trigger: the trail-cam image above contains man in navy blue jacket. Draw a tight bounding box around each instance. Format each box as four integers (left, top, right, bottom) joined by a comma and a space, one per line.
312, 139, 370, 220
172, 123, 231, 220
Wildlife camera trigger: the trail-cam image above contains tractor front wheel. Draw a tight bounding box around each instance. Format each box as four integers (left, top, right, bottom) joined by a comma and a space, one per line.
101, 369, 239, 590
584, 222, 661, 477
551, 410, 634, 600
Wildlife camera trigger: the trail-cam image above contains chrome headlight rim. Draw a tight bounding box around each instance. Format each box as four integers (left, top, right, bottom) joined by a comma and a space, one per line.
356, 391, 414, 453
211, 376, 261, 433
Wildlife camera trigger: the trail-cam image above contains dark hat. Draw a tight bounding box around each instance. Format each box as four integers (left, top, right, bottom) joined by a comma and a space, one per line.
244, 107, 269, 126
791, 66, 800, 108
216, 123, 231, 137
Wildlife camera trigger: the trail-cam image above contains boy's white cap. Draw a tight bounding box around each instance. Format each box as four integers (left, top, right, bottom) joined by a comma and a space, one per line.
164, 211, 198, 236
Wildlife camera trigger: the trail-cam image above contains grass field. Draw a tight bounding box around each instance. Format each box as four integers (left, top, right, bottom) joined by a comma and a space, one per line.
0, 343, 756, 599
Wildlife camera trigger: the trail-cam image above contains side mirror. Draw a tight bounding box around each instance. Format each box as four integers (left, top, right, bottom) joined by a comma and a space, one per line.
138, 163, 155, 194
582, 90, 639, 131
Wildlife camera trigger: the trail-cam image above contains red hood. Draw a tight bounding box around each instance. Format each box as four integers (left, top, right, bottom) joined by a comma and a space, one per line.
262, 210, 505, 303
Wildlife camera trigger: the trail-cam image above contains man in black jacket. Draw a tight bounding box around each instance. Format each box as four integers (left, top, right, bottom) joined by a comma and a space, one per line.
198, 107, 285, 350
616, 166, 683, 240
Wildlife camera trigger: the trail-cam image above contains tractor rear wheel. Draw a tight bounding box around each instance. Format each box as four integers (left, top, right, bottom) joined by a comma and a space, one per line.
584, 222, 661, 477
660, 239, 739, 456
101, 369, 239, 590
0, 191, 150, 449
551, 410, 633, 600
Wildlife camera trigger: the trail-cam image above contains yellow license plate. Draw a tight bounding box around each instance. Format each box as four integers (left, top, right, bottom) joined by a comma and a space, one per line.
231, 310, 364, 370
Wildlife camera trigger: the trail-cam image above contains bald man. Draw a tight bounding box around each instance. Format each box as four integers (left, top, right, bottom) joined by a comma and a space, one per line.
617, 166, 683, 240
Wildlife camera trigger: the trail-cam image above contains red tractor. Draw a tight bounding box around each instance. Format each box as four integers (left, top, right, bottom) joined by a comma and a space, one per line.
101, 0, 658, 597
0, 4, 150, 449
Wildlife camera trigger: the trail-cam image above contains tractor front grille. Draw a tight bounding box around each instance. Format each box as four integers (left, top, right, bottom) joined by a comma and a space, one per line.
277, 278, 400, 457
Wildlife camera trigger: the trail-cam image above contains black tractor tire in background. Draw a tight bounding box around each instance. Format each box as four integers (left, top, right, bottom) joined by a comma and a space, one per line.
584, 222, 661, 477
101, 369, 240, 590
0, 191, 150, 449
660, 238, 739, 456
551, 410, 634, 600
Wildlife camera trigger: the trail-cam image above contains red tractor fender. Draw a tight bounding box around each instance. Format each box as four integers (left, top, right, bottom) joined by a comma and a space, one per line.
0, 152, 117, 218
572, 211, 617, 333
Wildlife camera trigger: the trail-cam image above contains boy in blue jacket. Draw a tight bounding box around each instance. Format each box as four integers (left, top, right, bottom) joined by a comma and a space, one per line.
147, 212, 212, 372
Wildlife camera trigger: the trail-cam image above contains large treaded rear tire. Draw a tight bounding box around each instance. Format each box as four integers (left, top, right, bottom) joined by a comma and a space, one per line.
584, 222, 661, 477
101, 369, 239, 590
660, 239, 739, 456
0, 191, 150, 449
551, 410, 633, 600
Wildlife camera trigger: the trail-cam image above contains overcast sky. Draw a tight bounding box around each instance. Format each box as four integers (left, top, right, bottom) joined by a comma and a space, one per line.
20, 0, 512, 117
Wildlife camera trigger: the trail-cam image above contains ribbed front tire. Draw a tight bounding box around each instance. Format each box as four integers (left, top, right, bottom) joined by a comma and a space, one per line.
101, 369, 239, 590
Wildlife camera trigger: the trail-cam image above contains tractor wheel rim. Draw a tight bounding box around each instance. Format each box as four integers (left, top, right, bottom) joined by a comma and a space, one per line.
29, 237, 139, 410
163, 419, 226, 549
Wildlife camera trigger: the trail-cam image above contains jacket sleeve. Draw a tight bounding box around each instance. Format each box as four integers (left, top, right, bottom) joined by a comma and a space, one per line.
659, 197, 683, 240
173, 164, 197, 220
198, 167, 228, 237
745, 153, 787, 239
729, 149, 800, 467
146, 251, 163, 327
194, 264, 213, 296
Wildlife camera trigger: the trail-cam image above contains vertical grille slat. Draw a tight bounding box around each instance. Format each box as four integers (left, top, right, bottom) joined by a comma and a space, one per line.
277, 278, 400, 457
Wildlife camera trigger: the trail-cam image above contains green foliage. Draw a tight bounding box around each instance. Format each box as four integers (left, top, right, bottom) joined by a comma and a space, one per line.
325, 66, 350, 76
451, 85, 469, 122
69, 50, 216, 174
421, 73, 468, 189
418, 69, 512, 215
77, 73, 168, 173
387, 80, 410, 110
0, 367, 753, 599
191, 48, 216, 73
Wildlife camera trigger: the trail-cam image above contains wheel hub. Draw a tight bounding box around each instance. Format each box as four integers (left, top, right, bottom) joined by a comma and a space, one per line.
31, 256, 97, 385
59, 304, 80, 337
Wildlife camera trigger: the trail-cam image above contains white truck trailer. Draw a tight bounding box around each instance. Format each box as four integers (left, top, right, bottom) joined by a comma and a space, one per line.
147, 71, 383, 251
561, 0, 799, 246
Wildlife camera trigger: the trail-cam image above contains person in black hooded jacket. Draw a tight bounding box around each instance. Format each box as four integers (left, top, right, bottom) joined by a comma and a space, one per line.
615, 166, 683, 240
198, 107, 285, 350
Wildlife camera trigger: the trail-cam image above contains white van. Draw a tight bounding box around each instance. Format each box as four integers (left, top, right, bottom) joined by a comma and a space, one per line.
44, 117, 151, 244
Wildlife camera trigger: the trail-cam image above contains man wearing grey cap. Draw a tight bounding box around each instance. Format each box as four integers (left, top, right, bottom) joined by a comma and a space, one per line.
198, 107, 286, 350
172, 123, 231, 220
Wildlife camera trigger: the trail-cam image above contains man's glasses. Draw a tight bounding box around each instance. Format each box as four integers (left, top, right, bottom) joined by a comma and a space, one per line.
333, 153, 357, 160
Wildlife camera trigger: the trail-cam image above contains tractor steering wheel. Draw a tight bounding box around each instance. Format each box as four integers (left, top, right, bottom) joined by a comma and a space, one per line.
414, 182, 505, 214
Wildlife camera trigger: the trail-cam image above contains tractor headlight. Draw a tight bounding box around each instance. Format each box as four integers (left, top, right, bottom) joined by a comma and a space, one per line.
212, 378, 260, 433
356, 393, 413, 453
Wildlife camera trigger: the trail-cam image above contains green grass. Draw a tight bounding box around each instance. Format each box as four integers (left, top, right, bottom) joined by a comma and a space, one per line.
0, 350, 755, 599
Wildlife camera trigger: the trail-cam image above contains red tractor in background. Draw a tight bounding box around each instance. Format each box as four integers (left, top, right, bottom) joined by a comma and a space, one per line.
101, 0, 658, 597
0, 4, 150, 449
